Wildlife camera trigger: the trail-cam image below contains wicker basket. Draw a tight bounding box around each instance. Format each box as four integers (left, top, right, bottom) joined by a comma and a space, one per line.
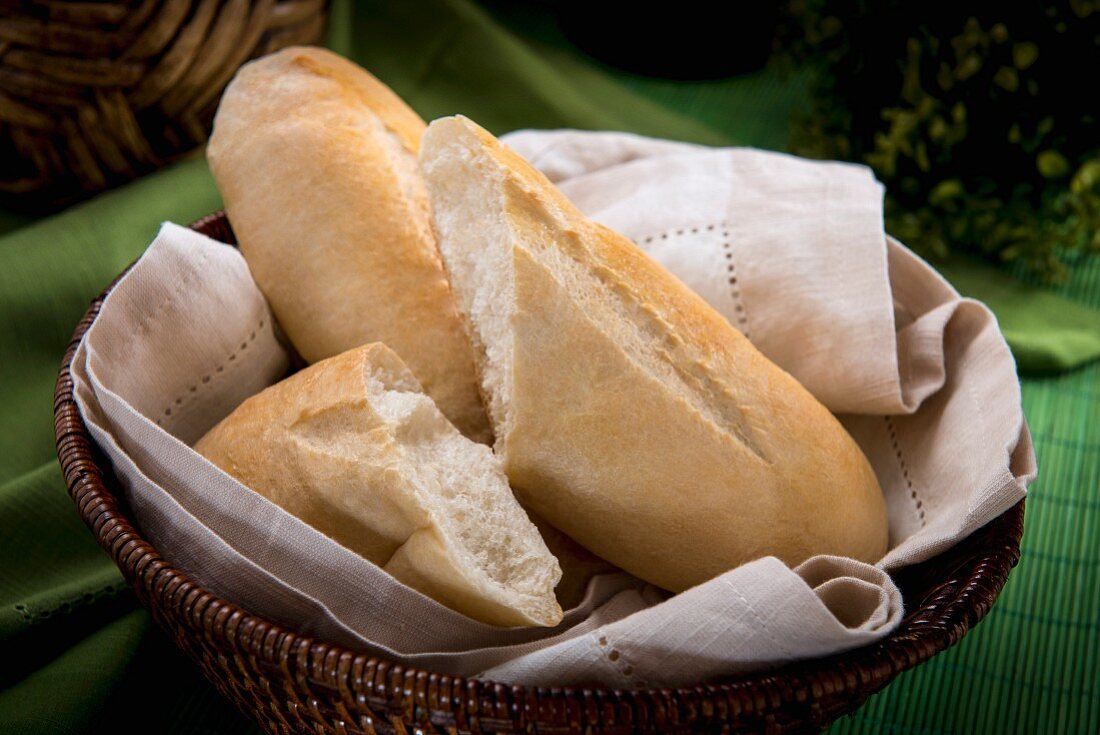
54, 211, 1026, 734
0, 1, 329, 210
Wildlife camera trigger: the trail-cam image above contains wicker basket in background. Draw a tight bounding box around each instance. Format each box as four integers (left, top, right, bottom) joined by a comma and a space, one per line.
0, 0, 330, 211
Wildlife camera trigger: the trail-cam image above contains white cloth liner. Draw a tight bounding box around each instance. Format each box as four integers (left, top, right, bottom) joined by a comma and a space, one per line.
72, 130, 1035, 688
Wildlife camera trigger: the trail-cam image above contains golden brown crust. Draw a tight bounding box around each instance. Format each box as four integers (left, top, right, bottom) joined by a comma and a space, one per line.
194, 344, 431, 568
194, 344, 562, 627
283, 47, 426, 153
424, 116, 889, 592
207, 48, 490, 442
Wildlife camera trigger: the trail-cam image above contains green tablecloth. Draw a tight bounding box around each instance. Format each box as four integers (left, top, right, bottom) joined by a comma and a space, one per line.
1, 1, 1097, 732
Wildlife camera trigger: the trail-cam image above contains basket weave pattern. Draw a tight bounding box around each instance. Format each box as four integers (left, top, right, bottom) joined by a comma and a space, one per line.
53, 212, 1026, 734
0, 1, 328, 208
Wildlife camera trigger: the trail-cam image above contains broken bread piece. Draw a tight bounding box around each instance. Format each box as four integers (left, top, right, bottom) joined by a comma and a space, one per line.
420, 115, 888, 593
194, 343, 563, 627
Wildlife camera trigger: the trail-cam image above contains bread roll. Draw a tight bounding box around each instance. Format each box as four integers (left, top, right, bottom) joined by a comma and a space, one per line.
207, 47, 490, 442
194, 343, 563, 627
420, 116, 889, 592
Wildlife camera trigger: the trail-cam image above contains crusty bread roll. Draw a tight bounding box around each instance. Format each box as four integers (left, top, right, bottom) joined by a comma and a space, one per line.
194, 343, 563, 627
420, 116, 889, 593
207, 47, 491, 442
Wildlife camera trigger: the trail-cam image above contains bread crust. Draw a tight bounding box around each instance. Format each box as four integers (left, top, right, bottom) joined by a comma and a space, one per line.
207, 47, 490, 442
423, 116, 889, 592
194, 343, 562, 627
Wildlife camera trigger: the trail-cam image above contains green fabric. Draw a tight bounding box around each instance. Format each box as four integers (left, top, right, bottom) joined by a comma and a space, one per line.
0, 1, 1096, 733
0, 157, 220, 485
0, 157, 227, 732
939, 257, 1100, 373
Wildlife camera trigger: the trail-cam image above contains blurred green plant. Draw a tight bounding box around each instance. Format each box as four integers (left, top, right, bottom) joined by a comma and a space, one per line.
778, 1, 1100, 280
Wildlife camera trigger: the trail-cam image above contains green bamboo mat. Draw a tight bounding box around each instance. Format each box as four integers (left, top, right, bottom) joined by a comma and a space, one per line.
830, 258, 1100, 734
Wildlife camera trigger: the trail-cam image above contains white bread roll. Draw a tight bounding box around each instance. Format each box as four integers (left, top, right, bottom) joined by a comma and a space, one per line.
194, 343, 563, 627
420, 116, 889, 593
207, 47, 490, 442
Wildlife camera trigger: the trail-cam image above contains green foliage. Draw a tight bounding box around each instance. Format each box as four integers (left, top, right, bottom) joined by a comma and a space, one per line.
779, 1, 1100, 280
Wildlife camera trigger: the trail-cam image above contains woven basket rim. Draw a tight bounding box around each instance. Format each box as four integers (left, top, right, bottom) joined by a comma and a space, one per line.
53, 209, 1025, 731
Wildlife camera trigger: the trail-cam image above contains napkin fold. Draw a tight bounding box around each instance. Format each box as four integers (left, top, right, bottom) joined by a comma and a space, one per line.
72, 131, 1034, 688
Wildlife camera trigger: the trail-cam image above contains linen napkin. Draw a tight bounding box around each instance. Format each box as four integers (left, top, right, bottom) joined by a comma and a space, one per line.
71, 131, 1034, 688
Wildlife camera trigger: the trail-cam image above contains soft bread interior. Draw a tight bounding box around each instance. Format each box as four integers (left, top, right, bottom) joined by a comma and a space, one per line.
195, 344, 561, 627
418, 137, 518, 452
364, 356, 558, 608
